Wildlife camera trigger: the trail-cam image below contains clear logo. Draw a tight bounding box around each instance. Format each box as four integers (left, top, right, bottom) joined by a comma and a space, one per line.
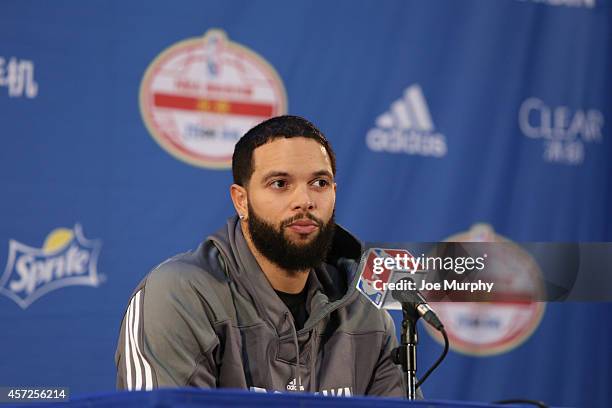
516, 0, 595, 8
519, 97, 604, 165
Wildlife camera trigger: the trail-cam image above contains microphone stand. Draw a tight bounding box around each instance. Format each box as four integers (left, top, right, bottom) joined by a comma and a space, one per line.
392, 302, 420, 400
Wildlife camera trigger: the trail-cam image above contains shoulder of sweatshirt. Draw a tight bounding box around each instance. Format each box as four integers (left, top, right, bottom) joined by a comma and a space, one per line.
141, 241, 235, 324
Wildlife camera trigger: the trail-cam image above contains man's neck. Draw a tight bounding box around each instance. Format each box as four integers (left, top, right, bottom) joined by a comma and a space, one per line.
241, 221, 309, 294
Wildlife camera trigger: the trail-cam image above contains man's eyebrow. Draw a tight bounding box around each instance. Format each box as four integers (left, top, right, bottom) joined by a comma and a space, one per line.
261, 171, 290, 182
260, 170, 334, 182
312, 170, 334, 179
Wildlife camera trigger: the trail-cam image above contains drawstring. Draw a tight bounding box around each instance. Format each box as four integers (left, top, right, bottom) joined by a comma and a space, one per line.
294, 322, 319, 393
289, 313, 302, 391
309, 326, 318, 392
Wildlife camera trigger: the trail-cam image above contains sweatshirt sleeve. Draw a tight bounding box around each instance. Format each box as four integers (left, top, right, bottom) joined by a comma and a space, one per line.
365, 310, 424, 399
115, 264, 220, 390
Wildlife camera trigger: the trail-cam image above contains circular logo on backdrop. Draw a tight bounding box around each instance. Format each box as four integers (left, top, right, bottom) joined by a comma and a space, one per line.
140, 29, 287, 168
425, 224, 546, 356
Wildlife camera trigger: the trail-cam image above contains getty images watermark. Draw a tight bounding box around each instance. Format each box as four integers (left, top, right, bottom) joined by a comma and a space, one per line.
372, 250, 490, 291
356, 242, 612, 309
356, 246, 497, 310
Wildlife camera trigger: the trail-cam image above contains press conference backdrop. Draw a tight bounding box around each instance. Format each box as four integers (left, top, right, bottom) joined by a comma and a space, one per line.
1, 1, 610, 407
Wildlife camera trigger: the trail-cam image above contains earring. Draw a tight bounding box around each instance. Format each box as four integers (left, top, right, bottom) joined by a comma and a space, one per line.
239, 214, 245, 220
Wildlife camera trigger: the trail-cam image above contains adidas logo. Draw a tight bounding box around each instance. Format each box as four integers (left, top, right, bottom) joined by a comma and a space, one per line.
366, 84, 447, 157
286, 377, 305, 392
251, 384, 353, 396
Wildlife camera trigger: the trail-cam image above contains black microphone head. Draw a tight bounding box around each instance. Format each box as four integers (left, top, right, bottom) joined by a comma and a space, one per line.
391, 278, 422, 304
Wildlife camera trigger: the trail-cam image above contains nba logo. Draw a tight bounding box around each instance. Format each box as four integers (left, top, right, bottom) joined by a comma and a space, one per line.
356, 248, 393, 308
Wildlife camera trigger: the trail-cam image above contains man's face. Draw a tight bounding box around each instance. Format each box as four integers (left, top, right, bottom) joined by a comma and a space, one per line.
243, 137, 336, 272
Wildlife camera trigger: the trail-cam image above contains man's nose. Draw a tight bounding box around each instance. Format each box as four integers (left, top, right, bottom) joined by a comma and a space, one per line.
291, 185, 315, 211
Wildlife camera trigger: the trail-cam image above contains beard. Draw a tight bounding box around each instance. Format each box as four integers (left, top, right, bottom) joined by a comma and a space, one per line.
246, 203, 336, 274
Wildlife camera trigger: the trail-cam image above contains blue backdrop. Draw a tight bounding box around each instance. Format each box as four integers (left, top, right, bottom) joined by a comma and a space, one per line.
1, 1, 610, 407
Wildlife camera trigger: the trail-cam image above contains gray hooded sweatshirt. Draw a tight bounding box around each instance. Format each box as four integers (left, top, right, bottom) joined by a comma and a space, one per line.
115, 216, 410, 397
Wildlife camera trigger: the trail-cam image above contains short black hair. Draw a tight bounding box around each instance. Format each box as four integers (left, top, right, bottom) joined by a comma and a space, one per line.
232, 115, 336, 187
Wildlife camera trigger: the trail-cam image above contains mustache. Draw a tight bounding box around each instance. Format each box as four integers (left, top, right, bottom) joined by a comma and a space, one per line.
280, 213, 324, 229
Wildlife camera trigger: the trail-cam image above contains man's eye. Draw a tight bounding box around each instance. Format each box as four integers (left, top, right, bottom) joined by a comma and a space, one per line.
312, 179, 329, 188
270, 180, 287, 189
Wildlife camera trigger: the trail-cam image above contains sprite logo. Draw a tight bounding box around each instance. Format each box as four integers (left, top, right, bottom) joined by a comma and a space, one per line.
0, 224, 102, 309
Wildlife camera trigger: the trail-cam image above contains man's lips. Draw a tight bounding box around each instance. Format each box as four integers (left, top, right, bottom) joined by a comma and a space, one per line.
286, 220, 319, 234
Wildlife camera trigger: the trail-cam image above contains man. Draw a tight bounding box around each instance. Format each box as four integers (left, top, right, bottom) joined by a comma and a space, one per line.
115, 115, 406, 397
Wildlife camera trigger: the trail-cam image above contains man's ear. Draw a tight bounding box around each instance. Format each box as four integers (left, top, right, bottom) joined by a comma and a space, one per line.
230, 184, 248, 220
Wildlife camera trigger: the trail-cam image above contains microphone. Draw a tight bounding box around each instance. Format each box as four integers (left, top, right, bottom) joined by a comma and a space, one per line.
392, 278, 444, 331
355, 248, 444, 330
354, 249, 449, 397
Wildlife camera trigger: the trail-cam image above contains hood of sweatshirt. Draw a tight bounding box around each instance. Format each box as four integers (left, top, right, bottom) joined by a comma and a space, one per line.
208, 215, 363, 335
